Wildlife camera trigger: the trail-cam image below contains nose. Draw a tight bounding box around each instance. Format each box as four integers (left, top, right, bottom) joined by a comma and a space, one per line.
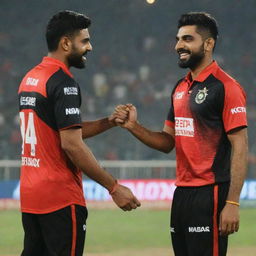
87, 42, 93, 52
175, 39, 184, 52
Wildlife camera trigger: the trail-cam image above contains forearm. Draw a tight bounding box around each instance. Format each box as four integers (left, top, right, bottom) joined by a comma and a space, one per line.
64, 140, 116, 191
127, 122, 174, 153
227, 130, 248, 202
82, 118, 115, 139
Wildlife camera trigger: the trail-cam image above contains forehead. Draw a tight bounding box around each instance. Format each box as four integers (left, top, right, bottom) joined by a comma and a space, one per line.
75, 28, 90, 39
176, 25, 201, 38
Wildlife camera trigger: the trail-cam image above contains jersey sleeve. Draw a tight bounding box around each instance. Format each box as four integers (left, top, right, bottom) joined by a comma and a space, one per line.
165, 96, 175, 128
48, 77, 82, 130
222, 82, 247, 132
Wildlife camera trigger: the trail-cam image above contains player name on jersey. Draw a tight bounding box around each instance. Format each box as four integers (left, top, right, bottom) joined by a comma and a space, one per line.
21, 157, 40, 168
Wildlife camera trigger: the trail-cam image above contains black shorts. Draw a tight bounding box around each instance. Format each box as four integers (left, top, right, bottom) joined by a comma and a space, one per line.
170, 183, 229, 256
21, 204, 88, 256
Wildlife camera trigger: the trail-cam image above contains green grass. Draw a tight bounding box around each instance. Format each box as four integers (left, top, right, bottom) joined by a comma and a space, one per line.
0, 208, 255, 255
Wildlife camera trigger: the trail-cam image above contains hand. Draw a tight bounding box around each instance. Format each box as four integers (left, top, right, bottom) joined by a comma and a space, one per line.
114, 104, 137, 129
109, 105, 130, 126
111, 184, 141, 211
219, 203, 240, 236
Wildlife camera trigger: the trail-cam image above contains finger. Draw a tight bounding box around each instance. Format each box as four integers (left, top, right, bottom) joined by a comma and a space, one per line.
115, 105, 127, 112
115, 118, 125, 124
220, 221, 228, 236
235, 222, 239, 232
123, 204, 132, 211
133, 197, 141, 207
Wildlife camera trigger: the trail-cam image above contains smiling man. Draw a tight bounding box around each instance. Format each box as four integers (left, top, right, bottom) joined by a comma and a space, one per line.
113, 12, 248, 256
18, 10, 140, 256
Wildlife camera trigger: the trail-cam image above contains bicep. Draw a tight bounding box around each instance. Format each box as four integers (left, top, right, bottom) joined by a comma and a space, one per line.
59, 127, 83, 149
163, 124, 175, 138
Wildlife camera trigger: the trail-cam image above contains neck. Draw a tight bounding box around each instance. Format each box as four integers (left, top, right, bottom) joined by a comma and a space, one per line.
190, 56, 213, 80
47, 52, 70, 69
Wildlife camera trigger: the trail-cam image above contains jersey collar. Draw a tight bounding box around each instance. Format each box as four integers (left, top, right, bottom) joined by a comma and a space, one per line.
185, 61, 219, 84
42, 56, 74, 78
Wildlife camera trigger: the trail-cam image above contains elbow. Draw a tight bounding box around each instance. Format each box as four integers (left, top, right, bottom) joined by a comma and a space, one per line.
159, 145, 174, 154
61, 139, 78, 155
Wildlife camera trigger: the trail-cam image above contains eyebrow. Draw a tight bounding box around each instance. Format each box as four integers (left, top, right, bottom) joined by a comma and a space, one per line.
81, 38, 90, 43
176, 35, 194, 40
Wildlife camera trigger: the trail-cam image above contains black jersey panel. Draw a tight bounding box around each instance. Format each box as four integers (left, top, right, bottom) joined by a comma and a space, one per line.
46, 69, 82, 130
19, 91, 57, 130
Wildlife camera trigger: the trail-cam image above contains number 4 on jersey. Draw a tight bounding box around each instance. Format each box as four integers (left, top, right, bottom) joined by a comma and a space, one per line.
20, 112, 37, 156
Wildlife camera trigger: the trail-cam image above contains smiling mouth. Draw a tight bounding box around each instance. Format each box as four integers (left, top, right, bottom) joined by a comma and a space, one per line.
177, 50, 191, 60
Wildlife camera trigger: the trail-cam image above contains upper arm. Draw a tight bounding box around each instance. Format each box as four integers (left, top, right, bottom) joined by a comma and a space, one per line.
222, 82, 247, 133
59, 127, 83, 150
163, 124, 175, 138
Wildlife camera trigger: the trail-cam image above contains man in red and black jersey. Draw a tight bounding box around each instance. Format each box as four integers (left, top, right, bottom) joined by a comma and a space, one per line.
114, 12, 248, 256
18, 10, 140, 256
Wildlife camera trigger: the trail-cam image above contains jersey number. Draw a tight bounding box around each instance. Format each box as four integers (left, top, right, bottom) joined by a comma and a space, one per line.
20, 112, 37, 156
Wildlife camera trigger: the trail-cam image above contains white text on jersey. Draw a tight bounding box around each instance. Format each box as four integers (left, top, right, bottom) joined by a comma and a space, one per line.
26, 77, 39, 86
64, 87, 78, 95
20, 97, 36, 107
65, 108, 80, 115
22, 157, 40, 168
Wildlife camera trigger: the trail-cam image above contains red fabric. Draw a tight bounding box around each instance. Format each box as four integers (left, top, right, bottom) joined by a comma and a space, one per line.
213, 185, 219, 256
165, 61, 247, 186
71, 205, 77, 256
19, 57, 85, 213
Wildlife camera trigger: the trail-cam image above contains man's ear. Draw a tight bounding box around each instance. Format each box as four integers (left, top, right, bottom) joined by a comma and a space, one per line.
204, 38, 215, 52
59, 36, 72, 52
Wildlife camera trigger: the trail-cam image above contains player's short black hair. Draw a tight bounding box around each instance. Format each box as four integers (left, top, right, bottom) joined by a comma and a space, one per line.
46, 10, 91, 52
178, 12, 218, 42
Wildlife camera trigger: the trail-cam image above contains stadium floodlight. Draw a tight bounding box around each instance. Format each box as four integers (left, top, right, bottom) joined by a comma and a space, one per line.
146, 0, 156, 4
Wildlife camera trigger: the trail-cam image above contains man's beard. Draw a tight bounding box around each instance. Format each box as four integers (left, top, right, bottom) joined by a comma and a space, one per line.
178, 45, 205, 70
67, 47, 86, 69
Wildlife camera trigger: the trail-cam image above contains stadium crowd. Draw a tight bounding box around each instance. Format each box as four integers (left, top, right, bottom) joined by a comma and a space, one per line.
0, 0, 256, 177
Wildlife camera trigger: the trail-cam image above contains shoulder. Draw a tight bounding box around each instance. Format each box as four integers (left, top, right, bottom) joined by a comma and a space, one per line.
46, 69, 78, 96
213, 67, 245, 95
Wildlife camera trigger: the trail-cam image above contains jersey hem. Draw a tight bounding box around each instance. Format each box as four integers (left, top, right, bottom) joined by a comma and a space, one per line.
20, 201, 86, 214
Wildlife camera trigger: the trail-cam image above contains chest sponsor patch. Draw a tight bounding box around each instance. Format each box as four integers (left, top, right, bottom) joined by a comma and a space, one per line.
175, 117, 194, 137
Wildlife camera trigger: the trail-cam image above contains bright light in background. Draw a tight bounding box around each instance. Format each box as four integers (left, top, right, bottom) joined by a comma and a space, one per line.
146, 0, 156, 4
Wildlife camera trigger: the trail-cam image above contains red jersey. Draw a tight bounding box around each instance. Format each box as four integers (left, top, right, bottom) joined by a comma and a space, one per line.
165, 61, 247, 187
18, 57, 86, 213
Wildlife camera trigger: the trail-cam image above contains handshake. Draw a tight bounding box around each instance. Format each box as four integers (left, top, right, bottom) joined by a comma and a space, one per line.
109, 104, 138, 130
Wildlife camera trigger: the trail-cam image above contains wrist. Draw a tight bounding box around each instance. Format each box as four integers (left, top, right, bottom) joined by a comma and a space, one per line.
226, 200, 240, 207
107, 117, 117, 127
126, 120, 138, 131
108, 179, 119, 195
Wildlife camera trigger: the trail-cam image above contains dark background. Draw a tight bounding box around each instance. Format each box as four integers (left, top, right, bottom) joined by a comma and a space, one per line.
0, 0, 255, 176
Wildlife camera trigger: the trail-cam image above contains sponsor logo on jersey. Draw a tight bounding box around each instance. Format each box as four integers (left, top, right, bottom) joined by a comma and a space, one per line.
195, 87, 208, 104
26, 77, 39, 86
188, 226, 210, 233
174, 91, 185, 100
65, 108, 80, 115
64, 87, 78, 95
20, 97, 36, 106
21, 157, 40, 168
175, 117, 194, 137
231, 106, 246, 114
